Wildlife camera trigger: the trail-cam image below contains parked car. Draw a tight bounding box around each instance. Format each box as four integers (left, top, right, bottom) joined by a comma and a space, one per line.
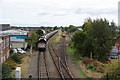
13, 49, 18, 53
17, 48, 26, 54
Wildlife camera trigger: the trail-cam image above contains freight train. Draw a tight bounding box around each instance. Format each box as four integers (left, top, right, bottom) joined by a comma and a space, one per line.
37, 30, 58, 51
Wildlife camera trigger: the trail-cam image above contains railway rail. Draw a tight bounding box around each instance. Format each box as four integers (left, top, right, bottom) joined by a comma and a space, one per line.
48, 37, 74, 79
38, 51, 50, 79
59, 37, 67, 67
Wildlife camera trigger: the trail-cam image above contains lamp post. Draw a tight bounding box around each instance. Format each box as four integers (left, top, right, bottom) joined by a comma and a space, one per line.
30, 45, 32, 57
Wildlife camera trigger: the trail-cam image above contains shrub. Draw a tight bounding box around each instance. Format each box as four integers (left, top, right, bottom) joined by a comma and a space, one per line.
92, 61, 99, 67
10, 54, 22, 64
74, 54, 83, 60
83, 58, 92, 65
2, 63, 12, 78
96, 67, 104, 73
87, 64, 96, 71
9, 48, 14, 55
5, 58, 17, 70
104, 60, 120, 78
79, 56, 83, 60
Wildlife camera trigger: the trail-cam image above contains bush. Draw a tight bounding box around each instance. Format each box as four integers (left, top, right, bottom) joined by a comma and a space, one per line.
5, 58, 17, 70
2, 63, 12, 78
87, 64, 96, 71
9, 48, 14, 54
10, 54, 22, 64
92, 61, 99, 67
83, 58, 92, 65
104, 60, 120, 78
96, 67, 104, 73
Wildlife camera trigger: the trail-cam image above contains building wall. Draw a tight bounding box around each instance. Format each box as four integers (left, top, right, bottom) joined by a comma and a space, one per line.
0, 29, 29, 49
11, 42, 27, 49
0, 35, 10, 63
11, 35, 27, 39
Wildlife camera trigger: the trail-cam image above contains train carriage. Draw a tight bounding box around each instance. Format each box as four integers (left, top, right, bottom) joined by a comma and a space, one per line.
37, 30, 58, 51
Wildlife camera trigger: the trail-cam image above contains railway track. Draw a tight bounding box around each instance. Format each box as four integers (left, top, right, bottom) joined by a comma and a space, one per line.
38, 51, 50, 79
48, 37, 74, 79
59, 37, 73, 78
59, 37, 67, 67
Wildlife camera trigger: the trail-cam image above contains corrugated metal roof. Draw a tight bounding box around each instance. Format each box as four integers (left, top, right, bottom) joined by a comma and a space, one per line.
0, 29, 29, 35
0, 34, 9, 37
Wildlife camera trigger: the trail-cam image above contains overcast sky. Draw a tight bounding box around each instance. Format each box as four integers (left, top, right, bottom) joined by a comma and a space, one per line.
0, 0, 119, 27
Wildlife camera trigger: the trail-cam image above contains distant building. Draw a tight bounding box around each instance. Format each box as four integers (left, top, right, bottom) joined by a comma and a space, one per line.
0, 35, 10, 63
109, 42, 120, 60
0, 29, 29, 49
0, 24, 10, 31
75, 28, 83, 31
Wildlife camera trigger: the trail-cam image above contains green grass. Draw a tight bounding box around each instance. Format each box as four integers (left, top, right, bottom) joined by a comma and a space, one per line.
67, 47, 93, 79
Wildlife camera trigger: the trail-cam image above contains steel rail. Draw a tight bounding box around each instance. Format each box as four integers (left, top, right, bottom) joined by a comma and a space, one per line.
38, 52, 50, 79
49, 41, 73, 79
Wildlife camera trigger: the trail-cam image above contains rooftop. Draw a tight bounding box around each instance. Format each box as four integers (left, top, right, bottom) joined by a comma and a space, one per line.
0, 29, 29, 35
0, 34, 9, 37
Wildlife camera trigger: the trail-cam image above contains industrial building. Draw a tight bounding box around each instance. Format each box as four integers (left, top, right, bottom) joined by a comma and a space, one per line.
0, 35, 10, 63
0, 29, 29, 49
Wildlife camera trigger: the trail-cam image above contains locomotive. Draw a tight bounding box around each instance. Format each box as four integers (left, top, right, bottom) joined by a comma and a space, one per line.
37, 30, 58, 51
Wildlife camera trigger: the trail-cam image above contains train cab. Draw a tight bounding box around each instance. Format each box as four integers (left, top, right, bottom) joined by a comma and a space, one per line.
37, 38, 46, 51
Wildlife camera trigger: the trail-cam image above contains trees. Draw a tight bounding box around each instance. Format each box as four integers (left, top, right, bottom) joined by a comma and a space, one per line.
72, 31, 86, 54
89, 19, 114, 62
71, 18, 116, 62
53, 26, 58, 30
10, 54, 22, 64
36, 29, 44, 36
68, 25, 76, 33
26, 32, 39, 48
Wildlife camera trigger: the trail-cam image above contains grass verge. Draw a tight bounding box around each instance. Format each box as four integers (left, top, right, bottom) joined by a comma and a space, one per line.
67, 47, 89, 78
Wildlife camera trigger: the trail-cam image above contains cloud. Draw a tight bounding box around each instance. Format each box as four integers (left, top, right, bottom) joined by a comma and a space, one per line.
75, 8, 117, 15
38, 13, 49, 16
37, 10, 67, 16
1, 0, 119, 26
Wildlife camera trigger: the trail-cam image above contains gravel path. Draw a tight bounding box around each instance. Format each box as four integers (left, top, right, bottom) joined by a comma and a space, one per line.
25, 51, 39, 78
67, 55, 81, 78
66, 35, 81, 78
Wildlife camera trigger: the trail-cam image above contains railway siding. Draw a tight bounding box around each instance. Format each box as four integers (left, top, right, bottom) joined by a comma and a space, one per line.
48, 36, 74, 79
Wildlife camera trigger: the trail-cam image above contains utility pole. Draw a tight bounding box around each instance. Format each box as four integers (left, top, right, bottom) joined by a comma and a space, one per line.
30, 45, 32, 57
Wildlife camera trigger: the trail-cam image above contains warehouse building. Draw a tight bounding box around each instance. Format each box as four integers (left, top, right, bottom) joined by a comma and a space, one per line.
0, 29, 29, 49
0, 35, 10, 63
